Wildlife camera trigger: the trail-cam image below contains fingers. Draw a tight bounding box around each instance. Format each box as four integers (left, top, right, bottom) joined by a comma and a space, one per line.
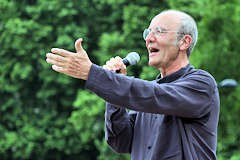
46, 53, 68, 68
52, 65, 65, 72
75, 38, 84, 53
113, 56, 124, 69
105, 57, 120, 70
51, 65, 73, 77
51, 48, 73, 57
46, 53, 66, 63
46, 57, 66, 68
103, 56, 125, 72
115, 56, 122, 62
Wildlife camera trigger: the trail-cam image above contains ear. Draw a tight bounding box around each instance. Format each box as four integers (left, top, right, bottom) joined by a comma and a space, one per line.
179, 35, 192, 51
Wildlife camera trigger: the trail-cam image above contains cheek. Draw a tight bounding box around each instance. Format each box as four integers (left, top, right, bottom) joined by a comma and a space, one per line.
172, 39, 179, 46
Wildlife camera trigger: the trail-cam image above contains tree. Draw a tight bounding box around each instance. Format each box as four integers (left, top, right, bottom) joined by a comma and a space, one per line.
0, 0, 239, 159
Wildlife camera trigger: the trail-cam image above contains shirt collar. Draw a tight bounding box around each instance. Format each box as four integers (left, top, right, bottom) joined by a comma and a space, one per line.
155, 64, 192, 84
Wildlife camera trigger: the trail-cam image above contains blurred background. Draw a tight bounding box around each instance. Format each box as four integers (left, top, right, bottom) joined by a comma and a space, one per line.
0, 0, 240, 159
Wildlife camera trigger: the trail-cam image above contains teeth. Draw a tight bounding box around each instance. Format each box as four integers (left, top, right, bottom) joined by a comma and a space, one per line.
150, 48, 159, 52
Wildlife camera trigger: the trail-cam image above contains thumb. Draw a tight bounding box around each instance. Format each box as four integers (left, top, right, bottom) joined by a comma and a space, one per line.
75, 38, 85, 53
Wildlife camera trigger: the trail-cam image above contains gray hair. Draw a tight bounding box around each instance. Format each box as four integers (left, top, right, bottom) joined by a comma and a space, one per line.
160, 10, 198, 57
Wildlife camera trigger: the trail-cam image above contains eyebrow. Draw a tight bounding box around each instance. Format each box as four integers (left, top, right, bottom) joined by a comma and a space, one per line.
159, 26, 168, 31
149, 25, 168, 31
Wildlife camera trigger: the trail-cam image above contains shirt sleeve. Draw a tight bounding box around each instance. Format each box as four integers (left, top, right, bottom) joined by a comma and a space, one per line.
105, 102, 136, 153
85, 64, 216, 118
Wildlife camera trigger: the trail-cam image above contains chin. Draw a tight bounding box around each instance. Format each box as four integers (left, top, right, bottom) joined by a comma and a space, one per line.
149, 60, 163, 69
148, 60, 157, 67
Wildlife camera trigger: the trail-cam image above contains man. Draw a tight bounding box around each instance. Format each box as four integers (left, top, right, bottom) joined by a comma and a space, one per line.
46, 10, 220, 160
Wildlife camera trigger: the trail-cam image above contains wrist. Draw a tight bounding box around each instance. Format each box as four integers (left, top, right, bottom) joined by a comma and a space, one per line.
85, 62, 93, 80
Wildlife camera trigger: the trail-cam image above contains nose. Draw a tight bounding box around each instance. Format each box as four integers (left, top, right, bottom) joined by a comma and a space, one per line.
145, 31, 156, 45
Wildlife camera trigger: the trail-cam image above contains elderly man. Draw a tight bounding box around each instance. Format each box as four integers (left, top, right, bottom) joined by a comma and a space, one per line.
46, 10, 220, 160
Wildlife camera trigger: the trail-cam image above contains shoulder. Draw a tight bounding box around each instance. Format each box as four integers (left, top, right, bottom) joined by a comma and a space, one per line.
181, 67, 218, 92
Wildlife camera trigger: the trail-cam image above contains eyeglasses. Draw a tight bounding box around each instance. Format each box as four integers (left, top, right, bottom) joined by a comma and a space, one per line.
143, 26, 180, 41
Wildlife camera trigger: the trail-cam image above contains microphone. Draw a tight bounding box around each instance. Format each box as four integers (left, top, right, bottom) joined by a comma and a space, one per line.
122, 52, 140, 67
116, 52, 140, 73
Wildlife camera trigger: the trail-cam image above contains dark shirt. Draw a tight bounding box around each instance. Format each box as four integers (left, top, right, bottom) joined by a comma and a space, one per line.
85, 64, 220, 160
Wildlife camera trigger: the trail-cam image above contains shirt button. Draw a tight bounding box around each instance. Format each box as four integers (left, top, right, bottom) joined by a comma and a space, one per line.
148, 146, 152, 149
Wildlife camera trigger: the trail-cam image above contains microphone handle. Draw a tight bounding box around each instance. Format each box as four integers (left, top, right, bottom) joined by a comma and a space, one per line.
116, 58, 129, 73
122, 58, 130, 67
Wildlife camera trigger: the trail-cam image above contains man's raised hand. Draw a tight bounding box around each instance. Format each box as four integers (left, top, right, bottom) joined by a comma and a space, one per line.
46, 38, 92, 80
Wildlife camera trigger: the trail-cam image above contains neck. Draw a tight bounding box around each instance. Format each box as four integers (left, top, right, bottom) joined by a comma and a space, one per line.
159, 52, 189, 78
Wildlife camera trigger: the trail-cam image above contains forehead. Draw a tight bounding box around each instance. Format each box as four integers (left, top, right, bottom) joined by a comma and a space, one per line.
149, 12, 181, 29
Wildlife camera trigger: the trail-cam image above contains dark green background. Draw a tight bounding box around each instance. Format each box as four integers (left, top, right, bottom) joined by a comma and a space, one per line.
0, 0, 239, 159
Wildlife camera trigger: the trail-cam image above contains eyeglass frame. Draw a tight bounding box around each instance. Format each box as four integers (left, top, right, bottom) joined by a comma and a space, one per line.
143, 26, 182, 41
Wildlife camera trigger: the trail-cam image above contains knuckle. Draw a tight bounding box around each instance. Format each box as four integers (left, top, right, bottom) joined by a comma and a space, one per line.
69, 54, 75, 59
116, 56, 122, 61
55, 56, 61, 61
66, 58, 71, 64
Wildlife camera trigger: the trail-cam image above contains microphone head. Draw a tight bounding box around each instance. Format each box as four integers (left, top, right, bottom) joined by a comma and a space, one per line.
125, 52, 140, 66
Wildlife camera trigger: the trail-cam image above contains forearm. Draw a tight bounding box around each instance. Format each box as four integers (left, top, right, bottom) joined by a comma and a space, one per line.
86, 64, 215, 118
105, 103, 135, 153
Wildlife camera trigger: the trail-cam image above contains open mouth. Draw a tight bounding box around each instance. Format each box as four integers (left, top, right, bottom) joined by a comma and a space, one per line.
149, 47, 159, 54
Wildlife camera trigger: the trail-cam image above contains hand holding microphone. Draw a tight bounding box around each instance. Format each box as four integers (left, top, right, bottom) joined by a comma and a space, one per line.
103, 52, 140, 75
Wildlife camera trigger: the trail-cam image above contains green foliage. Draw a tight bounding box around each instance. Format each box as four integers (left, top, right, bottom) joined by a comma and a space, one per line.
70, 90, 105, 145
0, 0, 240, 159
